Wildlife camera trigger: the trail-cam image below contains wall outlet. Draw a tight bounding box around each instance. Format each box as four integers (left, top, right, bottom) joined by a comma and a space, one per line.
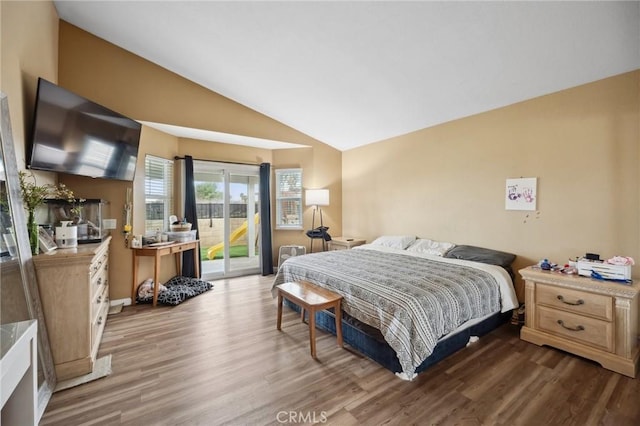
103, 218, 117, 230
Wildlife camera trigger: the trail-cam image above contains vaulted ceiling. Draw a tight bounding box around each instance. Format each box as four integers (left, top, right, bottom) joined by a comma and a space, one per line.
54, 1, 640, 151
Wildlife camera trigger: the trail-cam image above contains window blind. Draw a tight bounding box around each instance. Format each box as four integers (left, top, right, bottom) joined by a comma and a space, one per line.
145, 155, 174, 232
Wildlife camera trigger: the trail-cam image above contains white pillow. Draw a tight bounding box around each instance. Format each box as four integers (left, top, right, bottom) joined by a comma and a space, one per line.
370, 235, 416, 250
406, 238, 456, 256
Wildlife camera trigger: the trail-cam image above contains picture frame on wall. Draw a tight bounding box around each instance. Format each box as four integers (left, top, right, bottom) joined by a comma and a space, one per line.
38, 227, 57, 253
506, 177, 537, 211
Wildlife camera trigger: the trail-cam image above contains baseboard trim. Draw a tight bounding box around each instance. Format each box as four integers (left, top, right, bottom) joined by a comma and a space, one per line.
110, 297, 132, 307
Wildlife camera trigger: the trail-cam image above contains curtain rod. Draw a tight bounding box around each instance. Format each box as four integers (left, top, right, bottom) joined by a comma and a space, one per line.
173, 156, 259, 166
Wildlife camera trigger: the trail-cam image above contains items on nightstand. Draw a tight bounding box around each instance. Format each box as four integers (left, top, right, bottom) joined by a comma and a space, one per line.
537, 258, 559, 271
577, 256, 633, 281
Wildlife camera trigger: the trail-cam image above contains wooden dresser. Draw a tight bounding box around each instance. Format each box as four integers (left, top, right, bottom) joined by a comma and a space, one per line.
33, 236, 111, 380
520, 267, 640, 377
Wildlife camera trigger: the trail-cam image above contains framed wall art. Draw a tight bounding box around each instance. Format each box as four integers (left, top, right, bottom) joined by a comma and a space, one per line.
506, 177, 537, 211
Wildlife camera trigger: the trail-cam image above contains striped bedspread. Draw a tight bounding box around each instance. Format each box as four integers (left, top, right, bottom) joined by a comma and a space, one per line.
272, 245, 518, 378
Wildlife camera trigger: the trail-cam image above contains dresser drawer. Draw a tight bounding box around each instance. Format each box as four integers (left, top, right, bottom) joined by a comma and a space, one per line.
91, 284, 109, 322
537, 305, 614, 352
90, 258, 108, 299
536, 283, 613, 321
91, 293, 109, 347
90, 251, 108, 280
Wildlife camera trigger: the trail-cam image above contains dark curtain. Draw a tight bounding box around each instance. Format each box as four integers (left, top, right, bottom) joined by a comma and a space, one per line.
259, 163, 274, 275
182, 155, 201, 277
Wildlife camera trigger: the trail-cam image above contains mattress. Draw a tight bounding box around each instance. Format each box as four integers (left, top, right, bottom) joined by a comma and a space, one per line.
273, 245, 518, 378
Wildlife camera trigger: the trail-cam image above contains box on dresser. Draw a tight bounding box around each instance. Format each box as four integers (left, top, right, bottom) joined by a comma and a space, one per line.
519, 266, 639, 377
43, 198, 110, 244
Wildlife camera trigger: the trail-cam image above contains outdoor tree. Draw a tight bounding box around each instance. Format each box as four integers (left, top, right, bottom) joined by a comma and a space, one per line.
196, 182, 222, 225
196, 182, 222, 202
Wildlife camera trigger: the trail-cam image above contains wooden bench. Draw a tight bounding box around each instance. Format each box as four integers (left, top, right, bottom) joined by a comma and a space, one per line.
276, 281, 343, 359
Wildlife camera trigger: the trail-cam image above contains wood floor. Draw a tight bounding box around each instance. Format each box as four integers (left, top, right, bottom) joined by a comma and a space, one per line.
41, 274, 640, 426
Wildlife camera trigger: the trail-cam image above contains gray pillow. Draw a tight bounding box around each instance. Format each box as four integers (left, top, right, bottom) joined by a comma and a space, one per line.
444, 245, 516, 281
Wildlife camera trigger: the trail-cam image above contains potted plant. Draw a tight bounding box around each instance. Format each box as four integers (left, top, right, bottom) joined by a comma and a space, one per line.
18, 170, 78, 255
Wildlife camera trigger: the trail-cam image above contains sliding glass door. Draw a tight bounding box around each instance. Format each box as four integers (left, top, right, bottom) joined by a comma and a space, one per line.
193, 161, 261, 279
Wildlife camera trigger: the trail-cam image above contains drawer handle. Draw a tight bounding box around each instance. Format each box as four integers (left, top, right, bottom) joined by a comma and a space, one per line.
557, 295, 584, 306
97, 277, 102, 285
97, 316, 103, 326
557, 319, 584, 332
97, 295, 102, 303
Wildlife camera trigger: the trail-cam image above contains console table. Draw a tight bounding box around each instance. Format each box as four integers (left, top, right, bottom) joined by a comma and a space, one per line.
131, 240, 200, 306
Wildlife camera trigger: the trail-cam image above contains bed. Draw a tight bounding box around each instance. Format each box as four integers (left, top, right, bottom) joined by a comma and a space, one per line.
272, 236, 519, 380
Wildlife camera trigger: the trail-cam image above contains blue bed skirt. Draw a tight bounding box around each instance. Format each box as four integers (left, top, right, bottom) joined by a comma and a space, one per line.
284, 299, 511, 374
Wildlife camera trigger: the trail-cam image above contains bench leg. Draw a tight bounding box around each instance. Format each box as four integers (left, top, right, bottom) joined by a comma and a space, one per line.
309, 308, 317, 359
335, 302, 343, 348
276, 293, 283, 331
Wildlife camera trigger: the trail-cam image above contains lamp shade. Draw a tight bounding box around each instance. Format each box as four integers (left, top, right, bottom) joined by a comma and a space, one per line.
305, 189, 329, 206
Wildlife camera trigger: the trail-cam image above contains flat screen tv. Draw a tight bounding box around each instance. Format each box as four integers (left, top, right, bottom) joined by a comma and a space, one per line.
28, 78, 141, 181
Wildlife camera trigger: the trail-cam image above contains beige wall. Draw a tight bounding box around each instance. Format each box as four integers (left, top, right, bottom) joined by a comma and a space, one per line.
343, 71, 640, 300
57, 21, 342, 299
1, 0, 58, 180
271, 145, 343, 253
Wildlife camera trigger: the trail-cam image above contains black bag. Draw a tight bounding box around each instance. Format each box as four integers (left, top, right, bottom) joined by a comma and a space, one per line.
306, 226, 332, 241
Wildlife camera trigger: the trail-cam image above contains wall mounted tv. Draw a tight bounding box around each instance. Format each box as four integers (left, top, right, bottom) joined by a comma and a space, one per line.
28, 78, 141, 181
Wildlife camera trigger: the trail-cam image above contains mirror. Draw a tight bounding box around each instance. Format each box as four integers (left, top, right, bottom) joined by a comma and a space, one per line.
0, 92, 56, 414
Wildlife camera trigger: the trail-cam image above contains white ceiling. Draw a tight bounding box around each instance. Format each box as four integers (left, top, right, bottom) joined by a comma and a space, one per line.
54, 1, 640, 152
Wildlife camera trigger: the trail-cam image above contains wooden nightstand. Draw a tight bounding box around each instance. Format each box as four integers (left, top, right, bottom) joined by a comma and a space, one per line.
519, 267, 640, 377
328, 237, 366, 251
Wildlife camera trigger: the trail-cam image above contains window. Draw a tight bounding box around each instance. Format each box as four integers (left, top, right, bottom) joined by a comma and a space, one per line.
145, 155, 173, 234
275, 168, 302, 230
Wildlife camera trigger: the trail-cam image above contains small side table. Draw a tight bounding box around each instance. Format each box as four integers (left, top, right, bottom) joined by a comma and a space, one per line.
328, 237, 366, 251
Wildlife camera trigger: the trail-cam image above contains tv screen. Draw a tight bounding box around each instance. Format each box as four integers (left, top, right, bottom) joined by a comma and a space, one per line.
28, 78, 141, 181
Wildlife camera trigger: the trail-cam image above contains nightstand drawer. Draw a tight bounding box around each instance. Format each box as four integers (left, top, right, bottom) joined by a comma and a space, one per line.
537, 283, 613, 321
537, 305, 614, 352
